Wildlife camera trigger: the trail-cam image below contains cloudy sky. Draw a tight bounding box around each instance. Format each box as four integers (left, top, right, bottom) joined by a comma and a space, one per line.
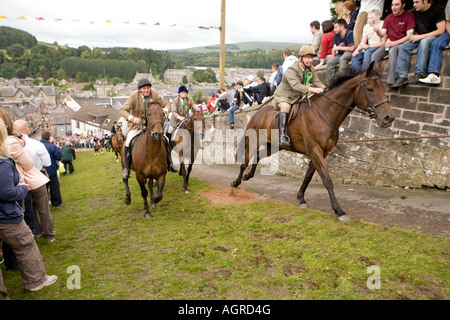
0, 0, 333, 50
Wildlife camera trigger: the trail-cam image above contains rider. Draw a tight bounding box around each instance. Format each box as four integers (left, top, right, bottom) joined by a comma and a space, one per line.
273, 45, 326, 147
119, 78, 177, 180
168, 85, 193, 141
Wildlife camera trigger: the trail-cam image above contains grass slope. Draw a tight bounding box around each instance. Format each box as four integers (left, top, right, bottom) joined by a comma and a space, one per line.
2, 151, 449, 300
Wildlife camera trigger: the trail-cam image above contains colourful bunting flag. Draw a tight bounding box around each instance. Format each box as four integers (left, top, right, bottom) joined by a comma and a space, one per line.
17, 16, 26, 19
35, 17, 45, 21
0, 15, 7, 19
105, 19, 113, 23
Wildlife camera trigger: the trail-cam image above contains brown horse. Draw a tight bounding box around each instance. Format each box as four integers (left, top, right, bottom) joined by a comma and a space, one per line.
171, 110, 206, 194
93, 140, 102, 156
112, 127, 124, 162
231, 62, 395, 222
122, 102, 167, 218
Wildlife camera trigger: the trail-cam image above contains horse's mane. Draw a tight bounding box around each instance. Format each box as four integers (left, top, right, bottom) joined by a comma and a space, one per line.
326, 68, 360, 91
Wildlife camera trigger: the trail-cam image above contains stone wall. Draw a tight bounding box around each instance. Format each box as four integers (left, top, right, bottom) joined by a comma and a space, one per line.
205, 49, 450, 189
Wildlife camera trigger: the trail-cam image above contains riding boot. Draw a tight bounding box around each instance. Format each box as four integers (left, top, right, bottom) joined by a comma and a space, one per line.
122, 146, 131, 179
278, 112, 290, 147
163, 137, 178, 173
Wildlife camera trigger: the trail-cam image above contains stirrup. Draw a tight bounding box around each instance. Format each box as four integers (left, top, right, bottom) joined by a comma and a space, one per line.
280, 135, 290, 146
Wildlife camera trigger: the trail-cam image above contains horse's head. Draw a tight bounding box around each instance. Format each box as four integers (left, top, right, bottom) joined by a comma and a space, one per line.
190, 110, 206, 138
146, 101, 165, 141
355, 61, 395, 128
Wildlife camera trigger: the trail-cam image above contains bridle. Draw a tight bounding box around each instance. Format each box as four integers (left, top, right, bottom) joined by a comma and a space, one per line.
146, 106, 164, 136
320, 73, 389, 119
181, 113, 205, 137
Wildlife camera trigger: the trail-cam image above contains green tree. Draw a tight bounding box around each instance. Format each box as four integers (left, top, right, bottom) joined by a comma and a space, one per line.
6, 43, 26, 59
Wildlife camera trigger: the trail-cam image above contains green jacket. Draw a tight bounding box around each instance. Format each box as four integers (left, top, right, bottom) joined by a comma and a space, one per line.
273, 61, 325, 105
61, 145, 75, 161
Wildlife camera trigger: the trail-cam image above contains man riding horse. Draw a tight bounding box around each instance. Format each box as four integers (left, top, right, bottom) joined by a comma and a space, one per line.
119, 78, 177, 180
274, 45, 326, 146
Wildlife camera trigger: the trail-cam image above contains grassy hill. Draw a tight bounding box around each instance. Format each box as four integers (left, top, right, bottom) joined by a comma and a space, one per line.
170, 41, 303, 54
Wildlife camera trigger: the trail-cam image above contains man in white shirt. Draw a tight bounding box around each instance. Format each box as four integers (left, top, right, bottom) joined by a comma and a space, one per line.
13, 120, 55, 242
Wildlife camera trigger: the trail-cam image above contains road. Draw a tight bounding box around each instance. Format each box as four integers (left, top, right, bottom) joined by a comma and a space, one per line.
189, 163, 450, 238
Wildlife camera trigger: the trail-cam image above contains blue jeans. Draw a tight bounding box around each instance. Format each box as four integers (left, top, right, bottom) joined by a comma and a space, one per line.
427, 32, 450, 75
228, 104, 239, 125
395, 37, 436, 78
351, 47, 378, 72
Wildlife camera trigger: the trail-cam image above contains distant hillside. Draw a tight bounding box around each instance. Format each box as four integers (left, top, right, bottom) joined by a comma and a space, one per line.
170, 41, 302, 54
0, 26, 38, 49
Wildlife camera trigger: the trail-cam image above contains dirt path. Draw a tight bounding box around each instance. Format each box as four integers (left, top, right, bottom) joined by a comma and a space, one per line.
189, 164, 450, 238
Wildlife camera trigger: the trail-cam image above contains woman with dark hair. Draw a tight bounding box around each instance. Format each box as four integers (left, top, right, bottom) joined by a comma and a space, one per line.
315, 20, 336, 70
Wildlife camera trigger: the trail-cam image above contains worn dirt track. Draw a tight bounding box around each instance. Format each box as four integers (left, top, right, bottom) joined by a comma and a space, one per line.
189, 164, 450, 238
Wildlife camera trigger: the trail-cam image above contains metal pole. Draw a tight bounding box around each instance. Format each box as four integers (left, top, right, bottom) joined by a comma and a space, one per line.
219, 0, 226, 88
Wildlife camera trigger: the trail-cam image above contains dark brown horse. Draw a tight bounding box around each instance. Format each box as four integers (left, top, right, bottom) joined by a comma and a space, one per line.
171, 109, 206, 194
112, 126, 124, 162
122, 102, 167, 218
231, 62, 395, 222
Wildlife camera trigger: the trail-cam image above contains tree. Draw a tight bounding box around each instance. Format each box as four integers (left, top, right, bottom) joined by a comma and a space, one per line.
16, 69, 27, 79
6, 43, 26, 59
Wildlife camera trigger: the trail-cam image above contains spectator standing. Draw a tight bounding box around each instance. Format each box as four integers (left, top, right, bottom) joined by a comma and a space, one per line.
326, 19, 355, 85
419, 0, 450, 85
392, 0, 446, 88
315, 20, 336, 70
0, 118, 57, 292
40, 131, 64, 208
269, 63, 281, 95
310, 20, 324, 64
61, 141, 76, 175
351, 9, 384, 72
12, 120, 55, 242
353, 0, 385, 48
371, 0, 415, 89
281, 49, 299, 77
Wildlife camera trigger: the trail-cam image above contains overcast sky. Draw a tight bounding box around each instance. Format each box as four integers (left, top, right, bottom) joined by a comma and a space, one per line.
0, 0, 333, 50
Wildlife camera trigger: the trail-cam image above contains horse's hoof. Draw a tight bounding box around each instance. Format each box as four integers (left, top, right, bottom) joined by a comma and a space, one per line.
299, 203, 308, 209
337, 215, 351, 222
184, 190, 190, 194
230, 181, 239, 188
150, 204, 157, 210
124, 198, 131, 205
144, 213, 153, 219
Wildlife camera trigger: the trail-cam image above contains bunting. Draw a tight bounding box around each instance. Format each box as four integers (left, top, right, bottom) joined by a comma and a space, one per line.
0, 14, 220, 30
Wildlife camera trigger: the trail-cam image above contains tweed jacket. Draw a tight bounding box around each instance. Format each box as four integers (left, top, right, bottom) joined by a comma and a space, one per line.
273, 61, 325, 105
172, 96, 194, 120
120, 89, 172, 131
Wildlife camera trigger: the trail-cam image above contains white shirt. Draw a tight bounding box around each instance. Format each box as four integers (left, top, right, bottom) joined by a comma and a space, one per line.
359, 0, 384, 13
24, 135, 51, 170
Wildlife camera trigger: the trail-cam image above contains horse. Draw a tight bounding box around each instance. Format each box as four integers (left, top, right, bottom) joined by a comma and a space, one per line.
104, 139, 112, 154
231, 62, 395, 222
111, 127, 124, 162
171, 109, 206, 194
93, 140, 103, 156
122, 101, 167, 218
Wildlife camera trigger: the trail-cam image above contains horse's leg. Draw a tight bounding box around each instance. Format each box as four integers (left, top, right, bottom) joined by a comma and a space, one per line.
137, 175, 151, 218
243, 142, 272, 181
123, 177, 131, 205
297, 162, 316, 209
148, 178, 157, 211
310, 152, 350, 222
184, 162, 193, 194
231, 135, 252, 188
153, 174, 165, 205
